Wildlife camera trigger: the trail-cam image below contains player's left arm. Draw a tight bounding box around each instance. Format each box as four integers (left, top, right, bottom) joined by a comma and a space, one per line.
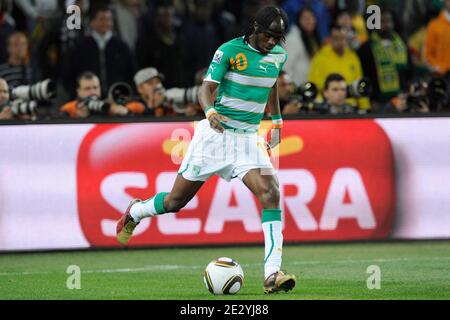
266, 81, 283, 149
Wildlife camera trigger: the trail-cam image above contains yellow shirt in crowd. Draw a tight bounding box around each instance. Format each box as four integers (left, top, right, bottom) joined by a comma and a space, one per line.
308, 44, 370, 110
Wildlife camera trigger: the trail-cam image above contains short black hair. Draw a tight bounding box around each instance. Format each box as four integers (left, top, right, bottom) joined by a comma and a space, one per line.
76, 71, 99, 88
89, 5, 112, 22
244, 6, 289, 43
324, 73, 346, 90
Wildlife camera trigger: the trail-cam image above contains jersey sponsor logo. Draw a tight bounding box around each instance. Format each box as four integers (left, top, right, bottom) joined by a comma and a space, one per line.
76, 120, 394, 247
213, 50, 224, 64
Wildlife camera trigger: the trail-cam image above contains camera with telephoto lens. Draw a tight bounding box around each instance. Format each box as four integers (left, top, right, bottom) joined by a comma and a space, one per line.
165, 86, 200, 105
347, 78, 372, 98
9, 79, 56, 116
407, 77, 448, 112
108, 82, 133, 105
289, 82, 319, 112
79, 95, 111, 114
12, 78, 56, 101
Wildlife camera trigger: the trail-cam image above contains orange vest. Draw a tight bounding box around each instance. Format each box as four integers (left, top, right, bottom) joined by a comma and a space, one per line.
60, 100, 78, 118
60, 100, 146, 118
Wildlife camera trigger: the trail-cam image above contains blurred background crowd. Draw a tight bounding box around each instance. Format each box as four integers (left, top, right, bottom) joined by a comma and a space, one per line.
0, 0, 449, 121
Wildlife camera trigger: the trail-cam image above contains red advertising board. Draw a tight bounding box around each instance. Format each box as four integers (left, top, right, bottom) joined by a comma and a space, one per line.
77, 120, 395, 247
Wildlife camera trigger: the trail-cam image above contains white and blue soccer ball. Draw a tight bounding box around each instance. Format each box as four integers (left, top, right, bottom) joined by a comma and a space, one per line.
203, 257, 244, 295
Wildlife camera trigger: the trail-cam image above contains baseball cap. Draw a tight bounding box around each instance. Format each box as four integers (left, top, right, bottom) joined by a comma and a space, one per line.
134, 68, 165, 86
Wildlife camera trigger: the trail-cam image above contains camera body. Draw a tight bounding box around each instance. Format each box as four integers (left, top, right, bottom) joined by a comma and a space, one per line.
78, 95, 115, 115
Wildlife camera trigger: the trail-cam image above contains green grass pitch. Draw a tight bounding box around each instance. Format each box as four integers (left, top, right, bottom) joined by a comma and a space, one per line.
0, 241, 449, 300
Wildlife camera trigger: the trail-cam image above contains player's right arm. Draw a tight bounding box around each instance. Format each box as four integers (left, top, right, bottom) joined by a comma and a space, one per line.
198, 81, 226, 133
198, 44, 232, 133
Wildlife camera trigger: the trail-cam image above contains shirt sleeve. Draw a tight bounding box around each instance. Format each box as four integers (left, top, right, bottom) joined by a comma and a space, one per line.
204, 43, 232, 84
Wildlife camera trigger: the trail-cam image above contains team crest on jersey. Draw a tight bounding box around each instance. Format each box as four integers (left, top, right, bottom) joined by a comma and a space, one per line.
213, 50, 224, 64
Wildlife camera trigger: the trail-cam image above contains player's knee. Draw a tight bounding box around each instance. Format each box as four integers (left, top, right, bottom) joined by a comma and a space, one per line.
260, 185, 280, 207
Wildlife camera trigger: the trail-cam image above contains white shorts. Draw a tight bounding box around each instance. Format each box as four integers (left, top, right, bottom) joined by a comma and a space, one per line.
178, 119, 274, 182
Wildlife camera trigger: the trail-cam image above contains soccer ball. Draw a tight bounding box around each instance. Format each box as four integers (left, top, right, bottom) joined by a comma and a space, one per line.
203, 257, 244, 295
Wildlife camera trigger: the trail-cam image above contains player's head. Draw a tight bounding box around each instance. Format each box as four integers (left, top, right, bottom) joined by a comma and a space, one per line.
245, 6, 289, 54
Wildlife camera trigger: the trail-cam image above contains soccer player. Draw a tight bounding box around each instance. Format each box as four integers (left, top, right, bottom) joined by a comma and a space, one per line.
116, 6, 296, 294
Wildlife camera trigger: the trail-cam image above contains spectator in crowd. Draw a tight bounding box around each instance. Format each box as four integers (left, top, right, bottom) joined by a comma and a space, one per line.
112, 0, 144, 54
357, 8, 413, 108
407, 22, 432, 77
183, 0, 221, 83
136, 1, 191, 88
334, 9, 364, 50
129, 67, 176, 117
0, 77, 13, 120
282, 0, 331, 42
0, 0, 15, 65
308, 24, 369, 110
0, 31, 32, 88
284, 7, 320, 87
319, 73, 356, 114
424, 0, 450, 77
12, 0, 64, 37
60, 71, 130, 118
62, 5, 135, 98
35, 0, 90, 81
402, 0, 443, 38
210, 0, 237, 44
229, 0, 262, 39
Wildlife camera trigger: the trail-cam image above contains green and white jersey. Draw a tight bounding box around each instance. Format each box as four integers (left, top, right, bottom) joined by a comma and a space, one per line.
204, 37, 288, 132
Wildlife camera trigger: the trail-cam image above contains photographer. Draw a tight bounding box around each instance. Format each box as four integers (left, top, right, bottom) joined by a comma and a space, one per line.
60, 72, 129, 118
318, 73, 357, 114
0, 77, 12, 120
382, 77, 449, 113
130, 67, 176, 117
0, 76, 55, 121
278, 71, 302, 115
